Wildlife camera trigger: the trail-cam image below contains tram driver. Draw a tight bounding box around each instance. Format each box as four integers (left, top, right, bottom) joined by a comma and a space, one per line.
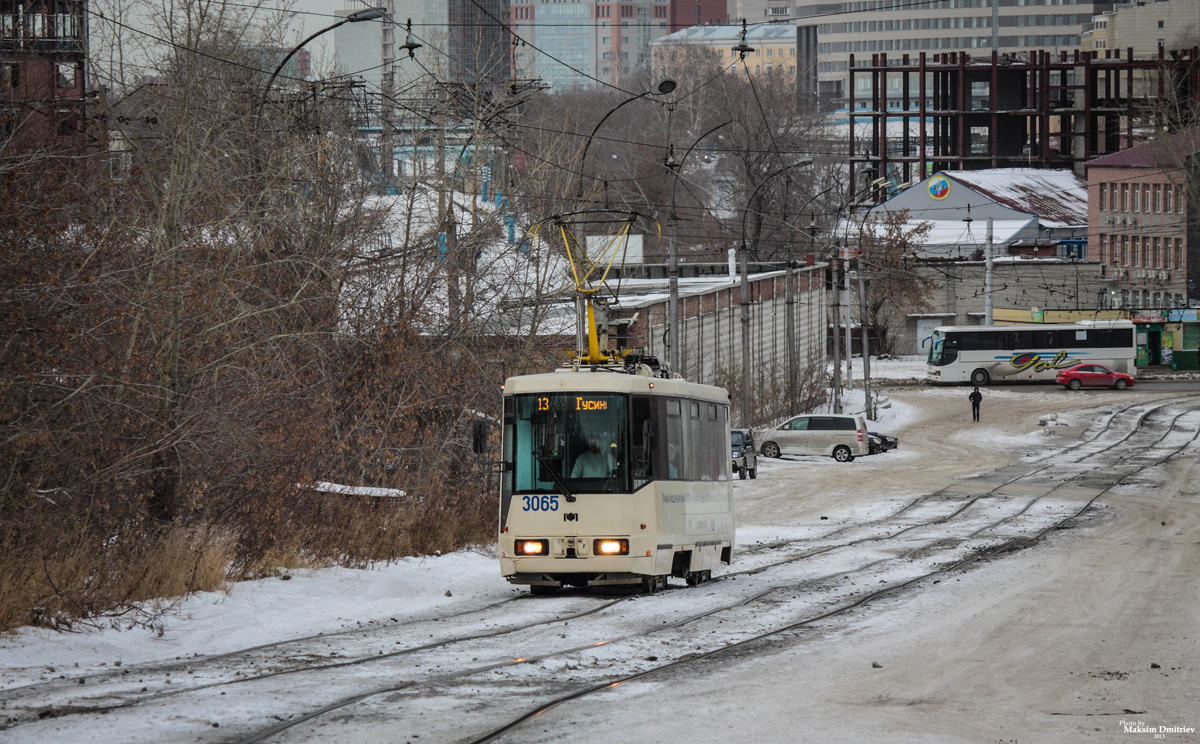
571, 436, 617, 478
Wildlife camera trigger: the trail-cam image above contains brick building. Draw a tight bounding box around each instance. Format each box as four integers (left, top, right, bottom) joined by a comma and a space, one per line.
1085, 129, 1200, 309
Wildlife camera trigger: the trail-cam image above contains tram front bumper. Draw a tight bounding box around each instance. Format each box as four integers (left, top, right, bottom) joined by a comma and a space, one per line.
507, 571, 646, 588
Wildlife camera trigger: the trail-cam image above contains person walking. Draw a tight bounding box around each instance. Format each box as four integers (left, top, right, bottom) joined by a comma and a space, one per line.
969, 387, 982, 422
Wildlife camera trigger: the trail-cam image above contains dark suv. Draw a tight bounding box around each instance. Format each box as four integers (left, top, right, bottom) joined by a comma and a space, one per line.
731, 428, 758, 480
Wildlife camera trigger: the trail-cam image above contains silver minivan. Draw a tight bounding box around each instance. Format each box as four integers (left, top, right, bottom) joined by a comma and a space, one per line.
757, 413, 871, 463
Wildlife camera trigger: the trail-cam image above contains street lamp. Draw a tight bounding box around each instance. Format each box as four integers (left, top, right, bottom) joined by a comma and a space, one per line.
576, 79, 677, 199
255, 6, 388, 122
737, 157, 814, 426
666, 119, 730, 375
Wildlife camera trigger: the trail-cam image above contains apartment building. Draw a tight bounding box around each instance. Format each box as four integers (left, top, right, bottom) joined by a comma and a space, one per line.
669, 0, 727, 32
1082, 0, 1200, 56
1086, 130, 1200, 309
651, 22, 800, 80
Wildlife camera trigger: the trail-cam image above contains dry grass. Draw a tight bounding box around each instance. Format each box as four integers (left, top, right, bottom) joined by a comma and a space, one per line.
0, 521, 232, 633
0, 478, 498, 634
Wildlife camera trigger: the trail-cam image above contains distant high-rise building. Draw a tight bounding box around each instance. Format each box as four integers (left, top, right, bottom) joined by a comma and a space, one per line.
669, 0, 726, 33
335, 0, 509, 99
794, 0, 1123, 106
512, 1, 672, 89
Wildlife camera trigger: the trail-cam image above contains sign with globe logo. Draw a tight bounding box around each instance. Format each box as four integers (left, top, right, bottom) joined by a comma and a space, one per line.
928, 176, 951, 200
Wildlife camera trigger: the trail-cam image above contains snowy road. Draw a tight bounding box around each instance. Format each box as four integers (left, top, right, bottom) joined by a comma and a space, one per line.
3, 387, 1199, 743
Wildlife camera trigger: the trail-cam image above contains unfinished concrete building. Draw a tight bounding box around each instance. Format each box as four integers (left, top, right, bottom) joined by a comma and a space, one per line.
0, 0, 87, 144
846, 47, 1200, 193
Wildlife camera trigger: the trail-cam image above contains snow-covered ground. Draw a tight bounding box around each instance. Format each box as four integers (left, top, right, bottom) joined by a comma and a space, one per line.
3, 374, 1197, 744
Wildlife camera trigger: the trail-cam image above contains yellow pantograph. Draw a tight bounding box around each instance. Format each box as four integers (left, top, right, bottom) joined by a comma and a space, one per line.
528, 213, 657, 365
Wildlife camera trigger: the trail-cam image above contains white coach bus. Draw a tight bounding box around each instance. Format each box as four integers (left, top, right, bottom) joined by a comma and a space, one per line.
926, 319, 1137, 385
498, 362, 734, 594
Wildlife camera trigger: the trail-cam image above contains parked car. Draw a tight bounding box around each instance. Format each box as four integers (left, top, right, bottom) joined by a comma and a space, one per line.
869, 431, 899, 455
730, 428, 758, 480
758, 413, 871, 463
1055, 363, 1135, 390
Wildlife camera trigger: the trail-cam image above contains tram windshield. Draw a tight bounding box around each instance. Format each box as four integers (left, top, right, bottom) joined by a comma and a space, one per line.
511, 393, 632, 494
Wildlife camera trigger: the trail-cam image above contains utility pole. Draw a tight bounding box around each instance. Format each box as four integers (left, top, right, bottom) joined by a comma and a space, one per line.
985, 216, 994, 325
379, 2, 396, 181
785, 261, 796, 415
830, 245, 842, 414
844, 242, 853, 391
740, 247, 752, 426
858, 255, 873, 421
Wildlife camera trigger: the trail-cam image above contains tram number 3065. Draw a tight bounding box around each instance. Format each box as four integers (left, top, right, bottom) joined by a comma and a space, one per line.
521, 495, 560, 512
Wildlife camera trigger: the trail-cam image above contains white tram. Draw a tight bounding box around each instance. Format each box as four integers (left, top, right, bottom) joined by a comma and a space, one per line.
498, 359, 735, 594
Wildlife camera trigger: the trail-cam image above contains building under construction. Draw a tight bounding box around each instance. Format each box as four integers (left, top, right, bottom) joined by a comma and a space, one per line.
0, 0, 87, 145
847, 46, 1200, 191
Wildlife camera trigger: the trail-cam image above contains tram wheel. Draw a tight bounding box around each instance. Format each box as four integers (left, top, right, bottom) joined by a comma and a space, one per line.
641, 575, 665, 593
687, 570, 712, 586
530, 585, 556, 596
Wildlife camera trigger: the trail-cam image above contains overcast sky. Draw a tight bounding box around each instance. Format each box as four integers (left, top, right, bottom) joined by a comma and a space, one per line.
287, 0, 347, 70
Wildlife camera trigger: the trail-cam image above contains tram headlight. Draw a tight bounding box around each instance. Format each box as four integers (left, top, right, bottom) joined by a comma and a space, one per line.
593, 538, 628, 556
515, 539, 548, 556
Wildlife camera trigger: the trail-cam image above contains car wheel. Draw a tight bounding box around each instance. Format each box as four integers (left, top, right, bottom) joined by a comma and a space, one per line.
1068, 379, 1082, 390
1114, 379, 1128, 390
970, 368, 990, 386
761, 442, 781, 458
749, 467, 757, 479
833, 445, 853, 463
738, 466, 747, 480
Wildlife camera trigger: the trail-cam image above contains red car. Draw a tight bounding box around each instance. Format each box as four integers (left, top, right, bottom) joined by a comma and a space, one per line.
1055, 363, 1135, 390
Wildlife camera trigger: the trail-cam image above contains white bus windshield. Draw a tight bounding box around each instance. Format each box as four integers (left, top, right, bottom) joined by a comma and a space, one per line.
927, 330, 956, 366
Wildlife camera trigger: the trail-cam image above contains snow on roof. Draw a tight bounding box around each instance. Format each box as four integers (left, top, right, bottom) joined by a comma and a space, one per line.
944, 169, 1088, 228
857, 217, 1034, 253
919, 218, 1034, 248
655, 24, 796, 44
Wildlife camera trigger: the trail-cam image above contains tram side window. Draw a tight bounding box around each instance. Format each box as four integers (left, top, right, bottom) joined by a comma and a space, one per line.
687, 401, 702, 481
705, 403, 725, 482
662, 398, 684, 480
631, 394, 654, 489
656, 397, 729, 482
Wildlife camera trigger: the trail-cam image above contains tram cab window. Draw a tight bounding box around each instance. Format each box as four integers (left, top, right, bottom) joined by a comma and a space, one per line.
510, 393, 631, 494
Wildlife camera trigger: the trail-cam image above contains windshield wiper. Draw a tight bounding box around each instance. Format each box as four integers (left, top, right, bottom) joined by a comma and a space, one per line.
534, 452, 576, 502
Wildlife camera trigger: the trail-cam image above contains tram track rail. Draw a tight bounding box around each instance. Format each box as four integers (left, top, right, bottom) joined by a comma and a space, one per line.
3, 397, 1197, 743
